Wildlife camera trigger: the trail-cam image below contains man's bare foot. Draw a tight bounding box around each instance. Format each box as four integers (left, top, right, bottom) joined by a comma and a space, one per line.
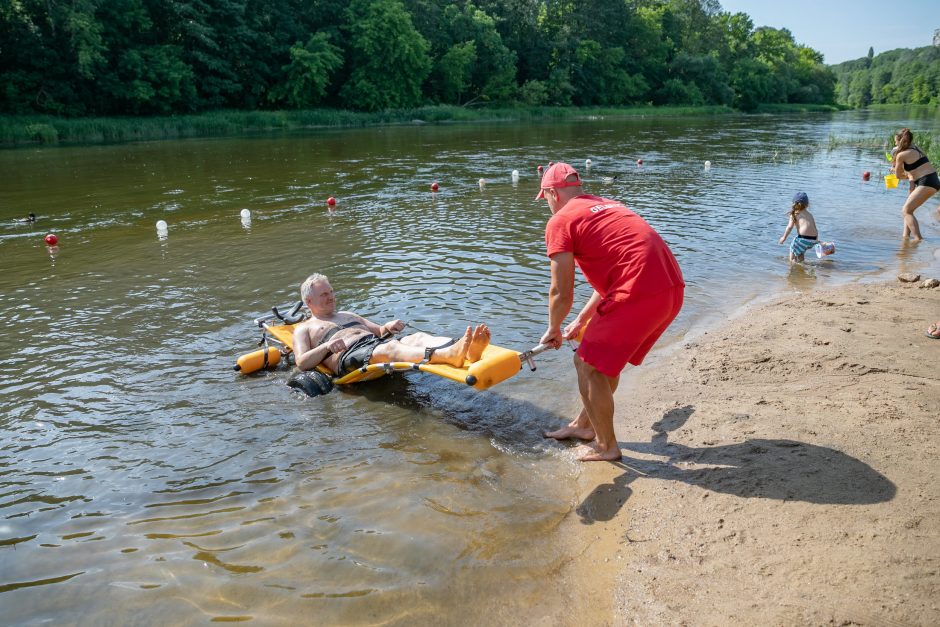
575, 442, 622, 462
544, 425, 595, 440
430, 326, 472, 367
467, 323, 491, 362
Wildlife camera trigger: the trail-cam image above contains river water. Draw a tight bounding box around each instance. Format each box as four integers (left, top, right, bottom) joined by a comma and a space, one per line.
1, 109, 939, 624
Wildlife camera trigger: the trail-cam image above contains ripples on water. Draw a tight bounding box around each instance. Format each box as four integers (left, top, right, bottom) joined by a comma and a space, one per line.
1, 111, 939, 623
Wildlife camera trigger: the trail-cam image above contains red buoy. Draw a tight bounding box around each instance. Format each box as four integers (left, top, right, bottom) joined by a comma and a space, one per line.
636, 159, 643, 166
548, 161, 554, 166
862, 171, 871, 181
537, 165, 544, 173
430, 182, 439, 192
44, 233, 58, 246
327, 196, 336, 207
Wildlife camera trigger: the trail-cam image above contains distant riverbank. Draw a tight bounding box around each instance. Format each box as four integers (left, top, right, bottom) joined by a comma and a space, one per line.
0, 103, 842, 148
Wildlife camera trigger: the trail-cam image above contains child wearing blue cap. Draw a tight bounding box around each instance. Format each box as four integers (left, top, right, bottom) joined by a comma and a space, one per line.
778, 191, 819, 263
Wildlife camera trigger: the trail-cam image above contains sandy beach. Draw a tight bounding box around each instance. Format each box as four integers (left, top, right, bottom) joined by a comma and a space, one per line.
566, 279, 940, 625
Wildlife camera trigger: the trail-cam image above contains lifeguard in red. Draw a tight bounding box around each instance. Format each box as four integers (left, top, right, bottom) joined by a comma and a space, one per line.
537, 161, 683, 461
545, 194, 684, 376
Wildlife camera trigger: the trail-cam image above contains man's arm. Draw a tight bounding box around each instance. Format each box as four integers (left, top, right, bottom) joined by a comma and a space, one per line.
564, 290, 602, 339
293, 324, 337, 371
341, 312, 404, 338
379, 319, 405, 337
540, 252, 575, 348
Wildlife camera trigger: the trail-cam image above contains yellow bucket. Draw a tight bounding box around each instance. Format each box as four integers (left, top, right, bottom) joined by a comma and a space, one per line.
884, 174, 899, 189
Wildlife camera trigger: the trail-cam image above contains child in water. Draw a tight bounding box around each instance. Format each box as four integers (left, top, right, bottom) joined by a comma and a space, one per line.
778, 191, 818, 263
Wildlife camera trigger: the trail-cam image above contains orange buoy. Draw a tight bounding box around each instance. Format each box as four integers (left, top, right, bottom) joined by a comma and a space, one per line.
234, 347, 281, 374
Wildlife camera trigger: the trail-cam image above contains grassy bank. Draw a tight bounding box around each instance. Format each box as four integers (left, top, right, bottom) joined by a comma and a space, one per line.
828, 131, 939, 164
0, 105, 736, 148
753, 103, 847, 113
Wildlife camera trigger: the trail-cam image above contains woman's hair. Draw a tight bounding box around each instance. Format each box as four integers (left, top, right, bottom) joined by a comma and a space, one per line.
790, 200, 807, 218
895, 128, 913, 151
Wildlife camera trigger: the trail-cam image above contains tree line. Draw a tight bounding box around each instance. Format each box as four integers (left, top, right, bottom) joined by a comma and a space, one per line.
1, 0, 839, 117
831, 46, 940, 108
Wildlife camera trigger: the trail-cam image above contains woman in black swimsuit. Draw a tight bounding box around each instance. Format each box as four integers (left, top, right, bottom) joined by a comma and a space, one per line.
892, 128, 939, 241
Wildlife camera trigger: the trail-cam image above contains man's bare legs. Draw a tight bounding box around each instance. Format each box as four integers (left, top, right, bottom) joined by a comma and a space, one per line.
399, 331, 452, 348
544, 353, 619, 443
571, 357, 622, 461
374, 326, 472, 367
397, 324, 490, 364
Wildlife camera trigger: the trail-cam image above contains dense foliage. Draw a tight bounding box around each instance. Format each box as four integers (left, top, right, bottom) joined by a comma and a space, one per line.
831, 46, 940, 107
0, 0, 836, 116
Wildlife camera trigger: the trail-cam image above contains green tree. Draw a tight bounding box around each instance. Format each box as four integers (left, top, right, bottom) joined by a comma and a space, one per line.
729, 58, 775, 111
715, 11, 754, 64
910, 74, 931, 104
339, 0, 431, 110
831, 45, 939, 107
426, 3, 517, 104
517, 78, 548, 105
848, 71, 872, 107
268, 32, 343, 108
1, 0, 847, 116
431, 42, 477, 104
662, 52, 733, 105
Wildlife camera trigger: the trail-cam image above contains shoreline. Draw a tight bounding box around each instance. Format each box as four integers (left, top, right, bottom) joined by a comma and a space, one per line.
0, 103, 851, 149
565, 278, 940, 625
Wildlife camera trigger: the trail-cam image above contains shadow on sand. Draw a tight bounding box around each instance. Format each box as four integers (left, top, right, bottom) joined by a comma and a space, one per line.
577, 405, 896, 524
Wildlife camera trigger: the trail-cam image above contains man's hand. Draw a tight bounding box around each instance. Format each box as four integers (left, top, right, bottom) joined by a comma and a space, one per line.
539, 327, 563, 349
383, 319, 405, 335
562, 318, 584, 340
327, 338, 347, 354
778, 236, 785, 244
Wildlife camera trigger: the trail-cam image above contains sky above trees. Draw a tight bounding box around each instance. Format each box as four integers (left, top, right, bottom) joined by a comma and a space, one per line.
718, 0, 938, 64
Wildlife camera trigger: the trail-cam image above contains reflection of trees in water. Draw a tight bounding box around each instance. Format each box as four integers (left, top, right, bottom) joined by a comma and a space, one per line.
578, 405, 896, 524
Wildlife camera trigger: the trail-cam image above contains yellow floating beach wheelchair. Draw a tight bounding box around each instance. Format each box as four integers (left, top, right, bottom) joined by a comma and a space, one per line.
234, 302, 550, 397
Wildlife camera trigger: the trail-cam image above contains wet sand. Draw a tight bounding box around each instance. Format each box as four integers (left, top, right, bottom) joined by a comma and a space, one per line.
567, 280, 940, 625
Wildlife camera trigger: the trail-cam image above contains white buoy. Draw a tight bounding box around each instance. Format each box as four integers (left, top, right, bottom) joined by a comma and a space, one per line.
240, 209, 251, 219
156, 220, 168, 232
511, 169, 520, 182
704, 160, 711, 170
478, 178, 486, 189
585, 159, 592, 169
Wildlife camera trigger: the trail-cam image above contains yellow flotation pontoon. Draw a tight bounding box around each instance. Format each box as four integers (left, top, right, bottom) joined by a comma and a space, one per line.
235, 302, 550, 397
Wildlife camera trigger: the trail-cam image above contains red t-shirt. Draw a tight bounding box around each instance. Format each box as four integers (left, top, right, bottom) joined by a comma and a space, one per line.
544, 195, 684, 300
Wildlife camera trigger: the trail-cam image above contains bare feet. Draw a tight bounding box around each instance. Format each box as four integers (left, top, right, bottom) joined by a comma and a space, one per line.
467, 323, 491, 362
575, 442, 622, 462
430, 326, 472, 367
543, 424, 595, 441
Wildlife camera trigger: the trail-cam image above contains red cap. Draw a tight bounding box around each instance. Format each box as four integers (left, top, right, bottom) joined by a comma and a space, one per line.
535, 162, 581, 199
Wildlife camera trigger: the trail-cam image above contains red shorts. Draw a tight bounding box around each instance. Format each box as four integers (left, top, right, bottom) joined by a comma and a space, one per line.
577, 286, 684, 377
